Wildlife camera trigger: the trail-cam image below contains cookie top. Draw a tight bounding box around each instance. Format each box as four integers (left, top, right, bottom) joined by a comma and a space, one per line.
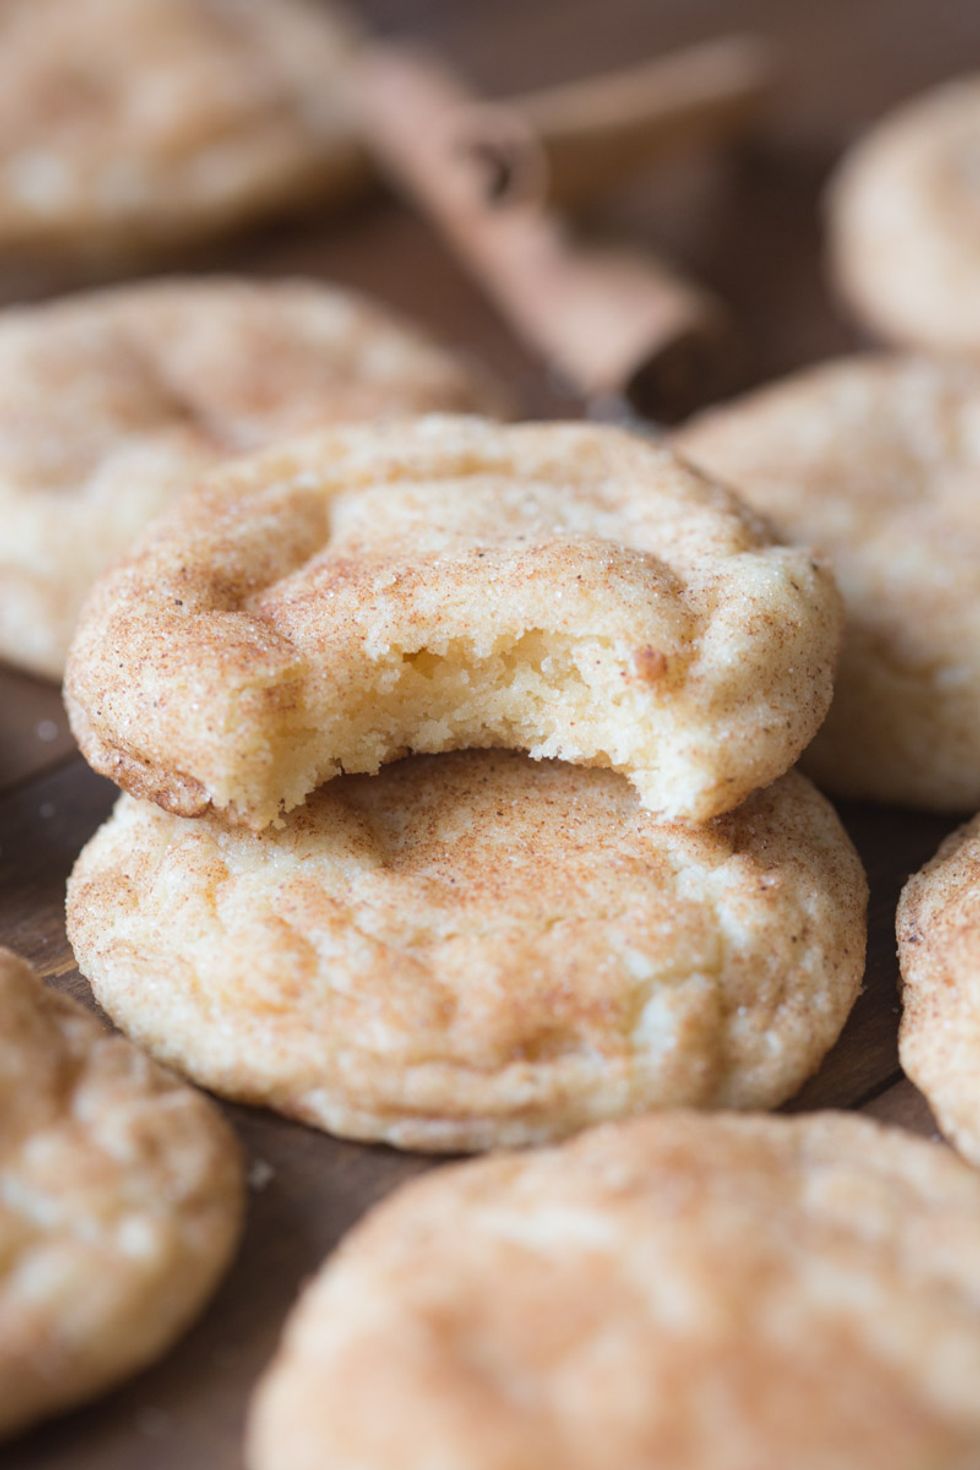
676, 354, 980, 809
0, 948, 243, 1439
0, 276, 499, 679
247, 1110, 980, 1470
67, 755, 866, 1151
0, 0, 363, 261
898, 814, 980, 1166
828, 76, 980, 351
65, 417, 841, 828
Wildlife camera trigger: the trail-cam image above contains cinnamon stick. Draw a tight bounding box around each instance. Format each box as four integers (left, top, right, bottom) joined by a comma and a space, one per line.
481, 35, 775, 210
354, 45, 739, 419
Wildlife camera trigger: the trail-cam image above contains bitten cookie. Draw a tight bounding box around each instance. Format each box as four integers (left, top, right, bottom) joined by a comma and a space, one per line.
828, 76, 980, 352
0, 276, 499, 679
0, 0, 364, 263
67, 754, 866, 1151
247, 1110, 980, 1470
0, 949, 243, 1440
676, 354, 980, 810
65, 417, 842, 827
898, 814, 980, 1166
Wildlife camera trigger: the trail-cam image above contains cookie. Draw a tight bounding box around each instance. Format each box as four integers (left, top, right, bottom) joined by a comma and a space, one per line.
64, 417, 842, 828
0, 276, 499, 679
0, 948, 242, 1439
898, 815, 980, 1166
247, 1110, 980, 1470
0, 0, 364, 264
66, 754, 866, 1151
676, 354, 980, 809
828, 76, 980, 352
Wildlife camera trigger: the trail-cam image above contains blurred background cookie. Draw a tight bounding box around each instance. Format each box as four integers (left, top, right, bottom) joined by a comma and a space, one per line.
0, 276, 500, 680
0, 0, 365, 267
0, 948, 243, 1441
676, 354, 980, 809
64, 417, 842, 827
828, 76, 980, 352
247, 1110, 980, 1470
898, 816, 980, 1165
67, 754, 866, 1150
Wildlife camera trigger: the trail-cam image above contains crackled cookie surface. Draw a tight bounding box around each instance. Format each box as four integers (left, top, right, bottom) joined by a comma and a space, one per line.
899, 815, 980, 1166
0, 949, 242, 1440
67, 755, 866, 1151
0, 0, 364, 262
65, 417, 841, 827
828, 76, 980, 351
677, 355, 980, 809
0, 277, 497, 679
248, 1111, 980, 1470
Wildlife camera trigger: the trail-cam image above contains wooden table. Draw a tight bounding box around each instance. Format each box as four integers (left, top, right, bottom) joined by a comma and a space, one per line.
5, 1, 977, 1464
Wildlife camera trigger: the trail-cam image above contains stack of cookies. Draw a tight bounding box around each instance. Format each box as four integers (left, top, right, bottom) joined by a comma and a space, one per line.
61, 413, 869, 1152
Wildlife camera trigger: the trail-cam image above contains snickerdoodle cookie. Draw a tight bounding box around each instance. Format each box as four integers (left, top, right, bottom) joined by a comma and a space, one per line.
828, 76, 980, 352
65, 417, 841, 828
247, 1110, 980, 1470
677, 354, 980, 809
67, 754, 866, 1151
0, 277, 498, 679
898, 814, 980, 1166
0, 948, 242, 1440
0, 0, 364, 264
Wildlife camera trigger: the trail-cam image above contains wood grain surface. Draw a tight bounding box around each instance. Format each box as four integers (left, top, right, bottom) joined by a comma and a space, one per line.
5, 1, 977, 1465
